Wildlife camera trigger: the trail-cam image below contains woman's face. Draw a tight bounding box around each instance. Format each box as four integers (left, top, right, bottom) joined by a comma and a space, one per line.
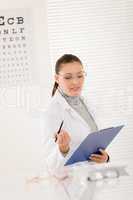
55, 61, 85, 96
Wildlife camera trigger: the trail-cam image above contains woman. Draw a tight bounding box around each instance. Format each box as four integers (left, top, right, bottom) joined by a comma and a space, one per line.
43, 54, 109, 175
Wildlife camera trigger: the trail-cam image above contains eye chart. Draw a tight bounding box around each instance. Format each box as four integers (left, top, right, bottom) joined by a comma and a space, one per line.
0, 9, 34, 87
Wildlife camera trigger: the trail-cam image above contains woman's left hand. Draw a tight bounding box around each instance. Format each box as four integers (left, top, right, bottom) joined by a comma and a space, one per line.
89, 149, 109, 163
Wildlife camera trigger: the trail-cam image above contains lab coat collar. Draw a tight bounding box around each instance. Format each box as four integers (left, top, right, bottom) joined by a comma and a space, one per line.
53, 90, 90, 129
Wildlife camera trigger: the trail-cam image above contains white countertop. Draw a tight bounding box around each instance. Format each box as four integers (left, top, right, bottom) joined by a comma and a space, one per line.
1, 162, 133, 200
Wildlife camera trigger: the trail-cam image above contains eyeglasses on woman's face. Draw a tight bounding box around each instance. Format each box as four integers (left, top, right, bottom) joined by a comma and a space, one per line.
57, 71, 87, 81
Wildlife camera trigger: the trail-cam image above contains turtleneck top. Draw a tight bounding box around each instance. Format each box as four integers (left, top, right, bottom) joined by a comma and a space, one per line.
58, 87, 98, 132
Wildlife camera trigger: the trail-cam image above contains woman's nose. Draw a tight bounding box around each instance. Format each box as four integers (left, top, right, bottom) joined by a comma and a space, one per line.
71, 77, 79, 84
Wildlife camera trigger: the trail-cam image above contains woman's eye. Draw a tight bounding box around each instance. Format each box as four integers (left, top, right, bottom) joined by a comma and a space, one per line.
63, 74, 84, 80
64, 77, 72, 80
77, 75, 84, 78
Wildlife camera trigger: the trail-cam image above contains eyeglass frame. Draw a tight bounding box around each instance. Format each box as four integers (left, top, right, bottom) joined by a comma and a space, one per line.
56, 71, 87, 81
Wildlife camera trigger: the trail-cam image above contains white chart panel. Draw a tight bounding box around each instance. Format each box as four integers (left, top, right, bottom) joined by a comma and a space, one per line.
0, 9, 34, 87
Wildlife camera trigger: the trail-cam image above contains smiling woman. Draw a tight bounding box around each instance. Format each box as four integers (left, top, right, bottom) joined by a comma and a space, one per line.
43, 54, 109, 176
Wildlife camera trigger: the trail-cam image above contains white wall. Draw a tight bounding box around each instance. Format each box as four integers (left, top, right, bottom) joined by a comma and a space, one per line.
47, 0, 133, 164
0, 0, 51, 176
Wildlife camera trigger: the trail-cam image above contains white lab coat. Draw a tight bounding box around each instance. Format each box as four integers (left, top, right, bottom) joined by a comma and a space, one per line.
42, 90, 102, 176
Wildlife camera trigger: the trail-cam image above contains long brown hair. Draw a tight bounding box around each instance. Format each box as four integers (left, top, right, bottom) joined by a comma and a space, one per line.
52, 54, 82, 96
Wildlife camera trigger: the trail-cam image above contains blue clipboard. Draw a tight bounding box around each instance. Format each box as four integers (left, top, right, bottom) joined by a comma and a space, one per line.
65, 125, 124, 166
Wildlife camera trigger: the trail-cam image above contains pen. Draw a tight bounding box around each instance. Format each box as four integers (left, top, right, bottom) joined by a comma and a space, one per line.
55, 120, 64, 142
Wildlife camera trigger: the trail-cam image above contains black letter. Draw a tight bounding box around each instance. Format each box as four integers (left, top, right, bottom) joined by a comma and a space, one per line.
19, 27, 25, 33
0, 16, 4, 25
3, 29, 9, 34
17, 17, 24, 24
12, 28, 17, 34
8, 17, 14, 25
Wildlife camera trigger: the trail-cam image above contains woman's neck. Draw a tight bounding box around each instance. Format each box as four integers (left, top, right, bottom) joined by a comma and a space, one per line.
58, 87, 81, 105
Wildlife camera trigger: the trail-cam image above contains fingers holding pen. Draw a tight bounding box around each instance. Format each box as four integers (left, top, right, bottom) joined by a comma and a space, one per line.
56, 130, 71, 146
54, 130, 71, 154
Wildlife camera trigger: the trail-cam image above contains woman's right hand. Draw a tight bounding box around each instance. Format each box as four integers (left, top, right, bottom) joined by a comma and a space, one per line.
55, 130, 71, 154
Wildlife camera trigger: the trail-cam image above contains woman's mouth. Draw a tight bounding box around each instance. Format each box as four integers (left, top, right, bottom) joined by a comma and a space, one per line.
70, 87, 80, 91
